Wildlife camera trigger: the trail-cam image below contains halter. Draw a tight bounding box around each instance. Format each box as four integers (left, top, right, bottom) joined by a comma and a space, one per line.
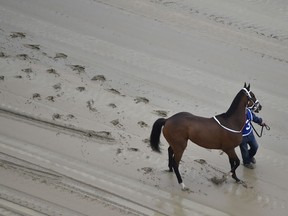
248, 99, 260, 112
242, 87, 252, 99
242, 88, 258, 110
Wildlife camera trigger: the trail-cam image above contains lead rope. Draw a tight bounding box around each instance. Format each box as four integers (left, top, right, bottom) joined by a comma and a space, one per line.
251, 123, 270, 137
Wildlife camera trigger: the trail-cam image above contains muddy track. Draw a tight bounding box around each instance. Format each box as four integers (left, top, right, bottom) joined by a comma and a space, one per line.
0, 184, 86, 216
0, 114, 229, 216
0, 154, 148, 216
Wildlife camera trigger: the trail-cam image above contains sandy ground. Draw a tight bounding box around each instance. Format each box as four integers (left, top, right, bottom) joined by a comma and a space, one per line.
0, 0, 288, 215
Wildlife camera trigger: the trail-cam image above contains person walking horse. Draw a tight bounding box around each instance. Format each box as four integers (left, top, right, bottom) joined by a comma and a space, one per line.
150, 83, 260, 190
240, 99, 267, 169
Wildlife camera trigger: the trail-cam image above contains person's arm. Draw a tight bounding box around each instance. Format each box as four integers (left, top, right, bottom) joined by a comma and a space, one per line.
251, 112, 265, 126
252, 112, 266, 126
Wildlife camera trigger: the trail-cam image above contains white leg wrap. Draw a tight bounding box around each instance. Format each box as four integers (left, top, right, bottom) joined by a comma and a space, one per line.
180, 182, 186, 190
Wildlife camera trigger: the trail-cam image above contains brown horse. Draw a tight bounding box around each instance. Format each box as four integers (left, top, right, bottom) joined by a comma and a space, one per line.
150, 83, 259, 190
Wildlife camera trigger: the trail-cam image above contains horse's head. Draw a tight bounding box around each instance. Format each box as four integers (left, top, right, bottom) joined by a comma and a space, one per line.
242, 83, 262, 113
223, 83, 262, 118
248, 91, 262, 113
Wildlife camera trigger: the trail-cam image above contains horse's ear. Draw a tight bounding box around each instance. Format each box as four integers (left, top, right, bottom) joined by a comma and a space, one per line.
244, 82, 247, 88
247, 83, 250, 91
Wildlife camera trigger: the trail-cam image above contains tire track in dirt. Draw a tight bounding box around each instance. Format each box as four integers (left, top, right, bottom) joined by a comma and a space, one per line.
0, 105, 115, 143
0, 154, 148, 216
0, 184, 85, 216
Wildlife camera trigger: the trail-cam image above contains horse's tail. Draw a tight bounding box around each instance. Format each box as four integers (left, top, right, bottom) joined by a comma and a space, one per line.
150, 118, 166, 153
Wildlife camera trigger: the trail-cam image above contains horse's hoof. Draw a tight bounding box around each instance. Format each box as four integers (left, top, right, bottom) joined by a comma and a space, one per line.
236, 180, 247, 187
180, 182, 188, 191
182, 187, 189, 191
232, 173, 241, 183
236, 179, 241, 183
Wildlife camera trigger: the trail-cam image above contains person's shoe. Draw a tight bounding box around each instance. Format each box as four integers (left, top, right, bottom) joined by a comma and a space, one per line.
251, 157, 256, 164
244, 163, 254, 169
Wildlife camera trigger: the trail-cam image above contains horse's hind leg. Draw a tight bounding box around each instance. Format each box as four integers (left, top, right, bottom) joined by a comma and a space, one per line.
168, 146, 173, 172
163, 126, 188, 190
171, 149, 187, 190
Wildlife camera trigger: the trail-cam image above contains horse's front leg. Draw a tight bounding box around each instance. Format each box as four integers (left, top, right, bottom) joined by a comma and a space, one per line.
229, 157, 241, 182
226, 149, 241, 182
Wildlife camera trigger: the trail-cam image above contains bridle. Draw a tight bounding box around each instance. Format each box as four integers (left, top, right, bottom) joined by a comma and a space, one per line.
242, 88, 260, 112
242, 87, 252, 99
249, 99, 261, 112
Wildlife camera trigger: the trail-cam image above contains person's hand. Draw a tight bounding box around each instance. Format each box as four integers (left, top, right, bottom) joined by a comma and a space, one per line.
261, 122, 266, 127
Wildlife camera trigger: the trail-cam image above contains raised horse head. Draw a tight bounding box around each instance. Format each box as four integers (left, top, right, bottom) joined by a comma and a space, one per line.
243, 82, 262, 113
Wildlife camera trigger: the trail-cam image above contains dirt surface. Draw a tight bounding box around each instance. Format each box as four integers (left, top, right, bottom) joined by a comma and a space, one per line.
0, 0, 288, 215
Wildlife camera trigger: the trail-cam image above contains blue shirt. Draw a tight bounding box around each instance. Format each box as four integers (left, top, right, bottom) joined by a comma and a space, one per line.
242, 108, 263, 136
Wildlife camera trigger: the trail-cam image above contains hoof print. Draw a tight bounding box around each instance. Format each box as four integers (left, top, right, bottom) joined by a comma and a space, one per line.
54, 53, 68, 59
91, 75, 106, 81
134, 97, 149, 104
10, 32, 26, 38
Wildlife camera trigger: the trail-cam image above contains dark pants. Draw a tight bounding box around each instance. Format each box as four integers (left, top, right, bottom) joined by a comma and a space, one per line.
240, 132, 259, 164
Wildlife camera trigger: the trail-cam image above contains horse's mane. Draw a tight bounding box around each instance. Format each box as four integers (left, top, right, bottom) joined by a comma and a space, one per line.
218, 90, 244, 119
